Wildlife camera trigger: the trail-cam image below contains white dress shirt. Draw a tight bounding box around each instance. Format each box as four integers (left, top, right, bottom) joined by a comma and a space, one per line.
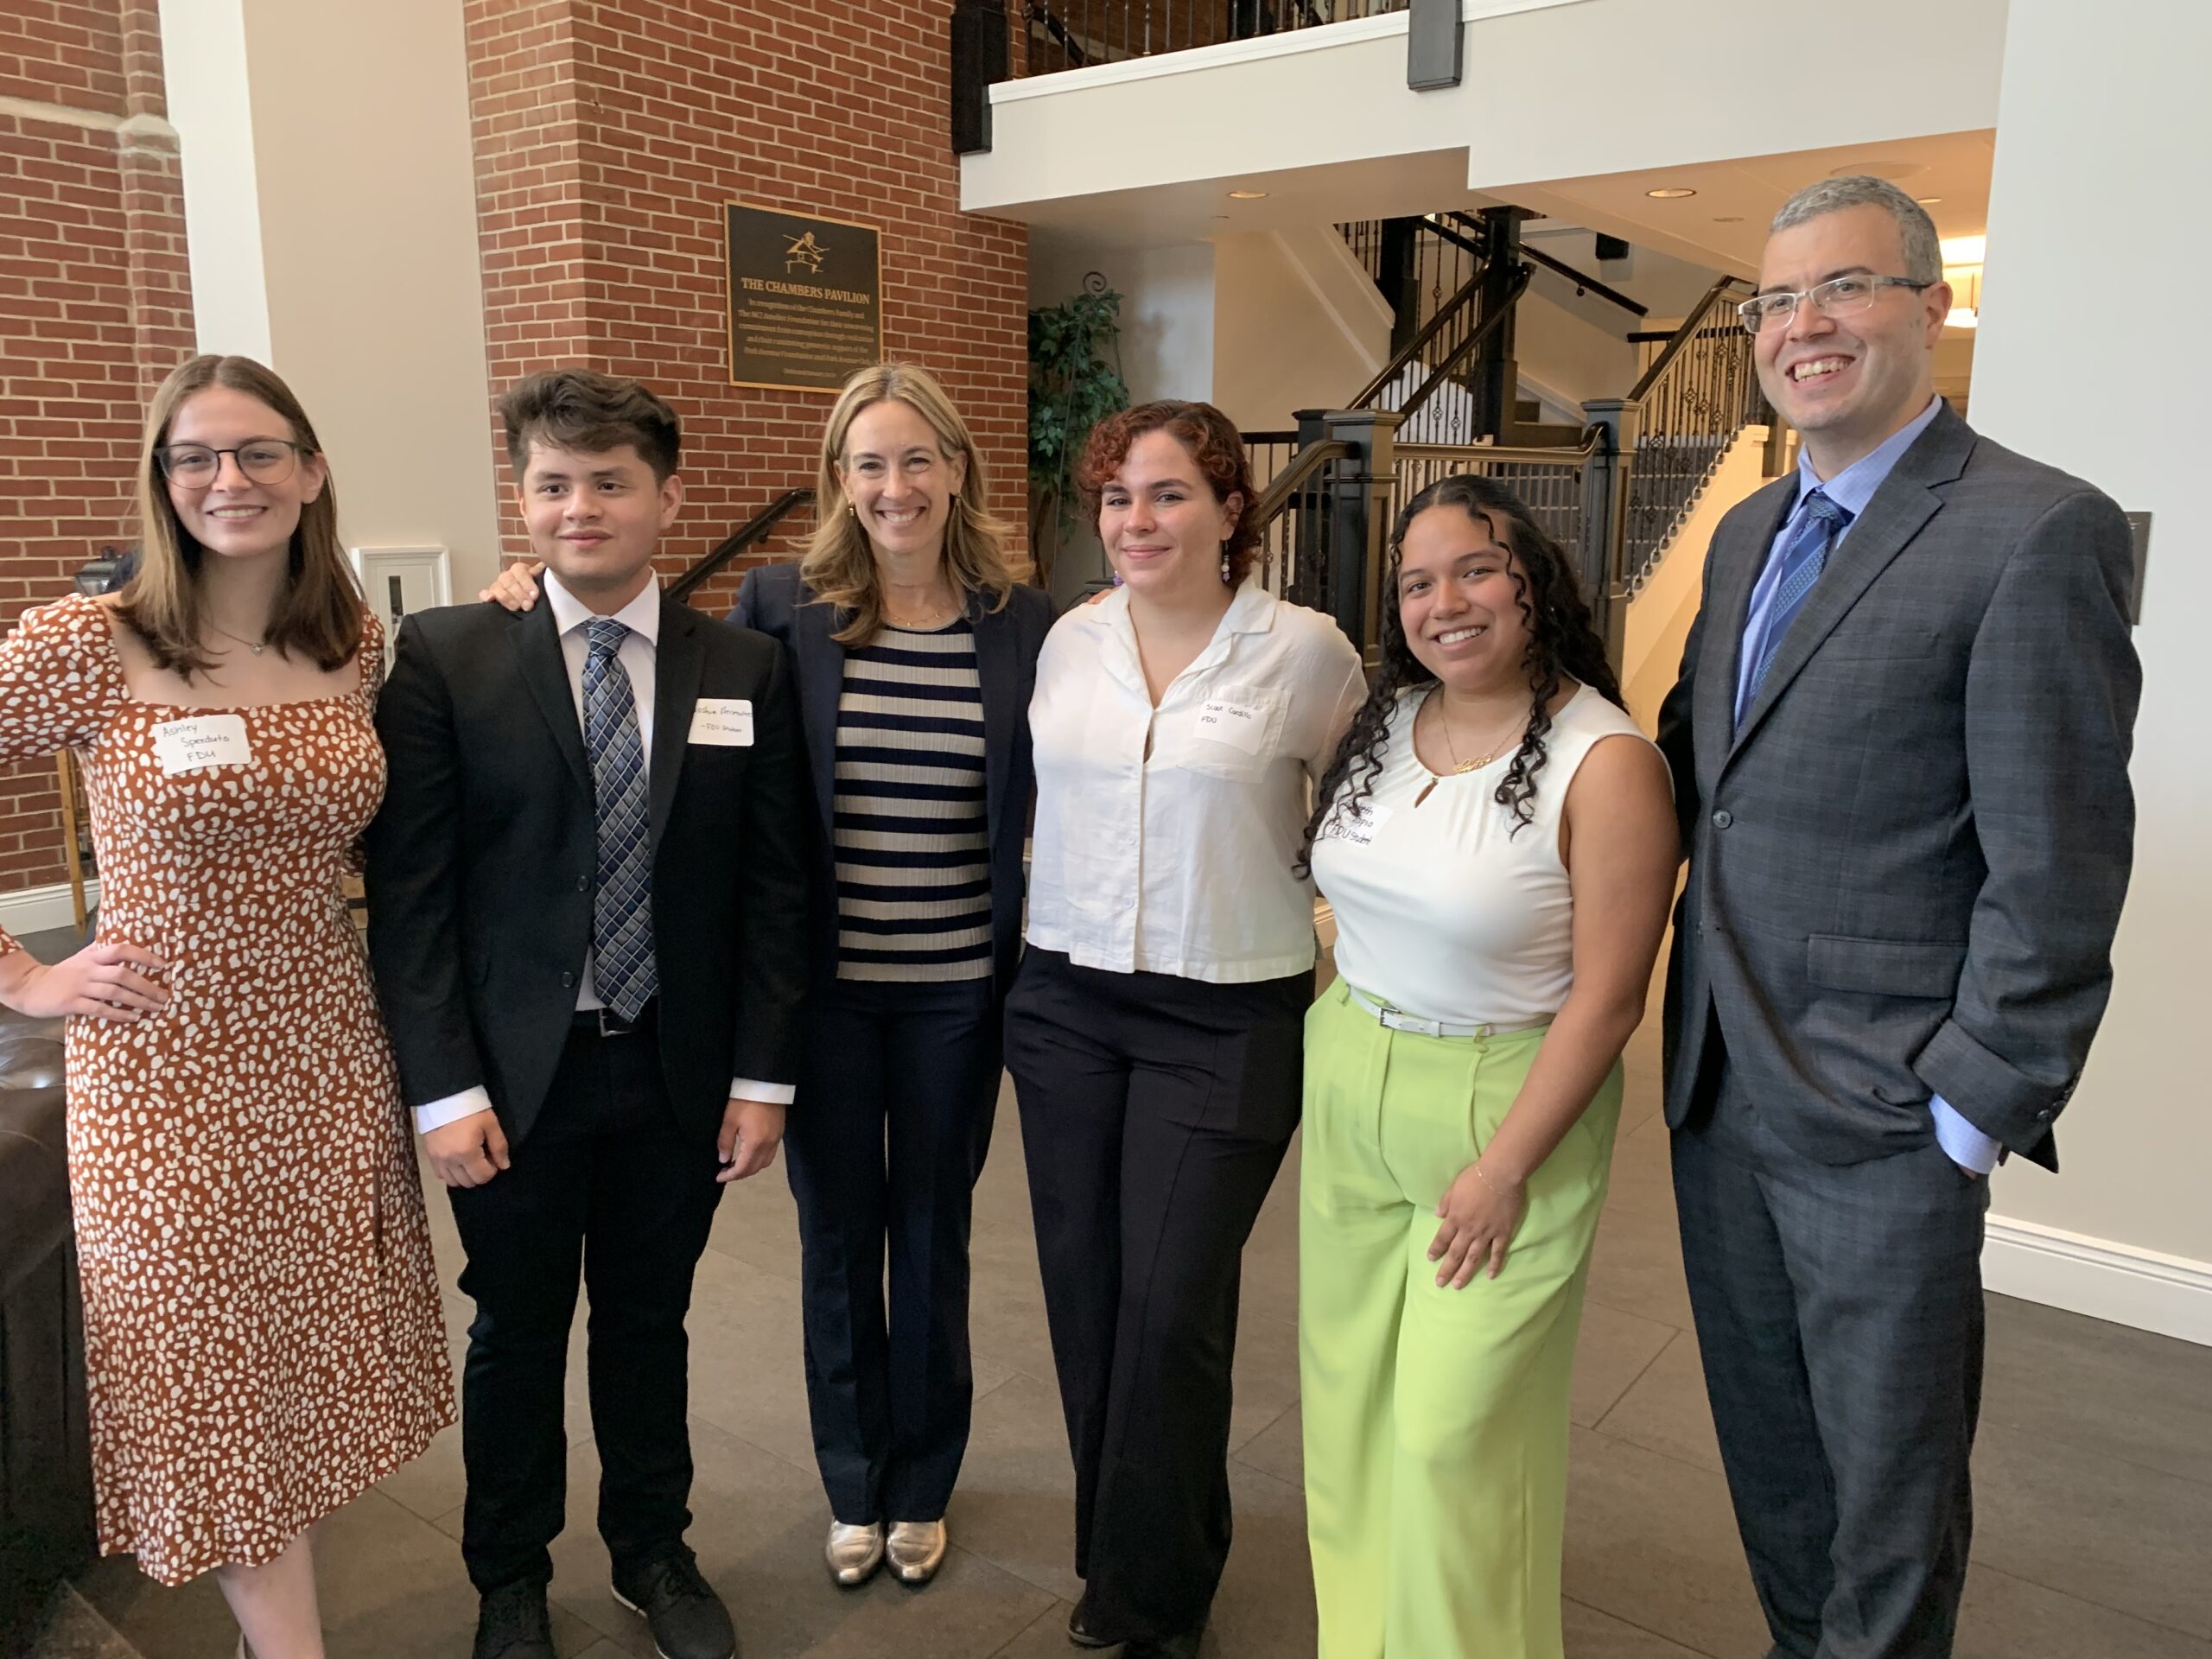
413, 571, 794, 1134
1025, 582, 1365, 983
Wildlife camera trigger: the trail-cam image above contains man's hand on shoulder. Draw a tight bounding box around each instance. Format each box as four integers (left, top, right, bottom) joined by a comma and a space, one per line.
717, 1096, 786, 1183
425, 1108, 512, 1189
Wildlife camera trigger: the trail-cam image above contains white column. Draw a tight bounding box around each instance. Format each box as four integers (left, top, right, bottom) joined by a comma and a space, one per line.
158, 0, 502, 594
1970, 0, 2212, 1342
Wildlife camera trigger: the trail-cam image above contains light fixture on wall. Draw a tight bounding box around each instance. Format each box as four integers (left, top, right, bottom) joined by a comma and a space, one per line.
1227, 189, 1268, 200
1941, 236, 1986, 329
1645, 187, 1696, 200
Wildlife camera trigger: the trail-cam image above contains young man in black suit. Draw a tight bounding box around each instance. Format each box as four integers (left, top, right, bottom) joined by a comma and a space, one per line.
366, 370, 809, 1659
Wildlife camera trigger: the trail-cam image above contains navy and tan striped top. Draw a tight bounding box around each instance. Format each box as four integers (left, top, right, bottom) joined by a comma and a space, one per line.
832, 620, 993, 982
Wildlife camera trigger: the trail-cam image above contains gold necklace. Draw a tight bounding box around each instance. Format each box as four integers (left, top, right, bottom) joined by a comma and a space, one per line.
1432, 687, 1529, 773
883, 588, 959, 630
209, 622, 269, 656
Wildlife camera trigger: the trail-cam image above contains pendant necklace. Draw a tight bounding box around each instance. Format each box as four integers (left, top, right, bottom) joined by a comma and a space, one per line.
211, 623, 269, 656
1414, 688, 1529, 806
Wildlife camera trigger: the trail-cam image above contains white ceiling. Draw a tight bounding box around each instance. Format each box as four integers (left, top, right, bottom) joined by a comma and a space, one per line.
1004, 130, 1996, 292
1503, 130, 1998, 279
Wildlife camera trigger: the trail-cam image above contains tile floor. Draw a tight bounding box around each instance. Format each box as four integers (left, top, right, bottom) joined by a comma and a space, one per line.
34, 951, 2210, 1659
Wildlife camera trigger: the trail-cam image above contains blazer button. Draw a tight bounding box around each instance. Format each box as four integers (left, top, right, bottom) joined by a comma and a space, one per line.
576, 874, 589, 892
1712, 810, 1733, 830
561, 970, 575, 989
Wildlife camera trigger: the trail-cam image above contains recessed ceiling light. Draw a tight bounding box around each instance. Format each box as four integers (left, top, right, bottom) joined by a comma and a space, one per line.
1646, 187, 1697, 200
1227, 189, 1268, 200
1829, 161, 1922, 181
1916, 196, 1944, 206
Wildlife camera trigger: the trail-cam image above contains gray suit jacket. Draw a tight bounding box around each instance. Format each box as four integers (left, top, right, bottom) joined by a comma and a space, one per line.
1656, 403, 2140, 1169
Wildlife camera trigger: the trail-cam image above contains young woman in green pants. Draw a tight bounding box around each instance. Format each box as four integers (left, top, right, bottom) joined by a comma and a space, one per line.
1298, 474, 1678, 1656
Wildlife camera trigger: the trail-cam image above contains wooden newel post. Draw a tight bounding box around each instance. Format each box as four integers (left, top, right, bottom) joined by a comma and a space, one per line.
1320, 407, 1404, 657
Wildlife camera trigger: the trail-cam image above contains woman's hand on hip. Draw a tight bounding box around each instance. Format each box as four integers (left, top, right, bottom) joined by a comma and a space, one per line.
1429, 1160, 1528, 1287
0, 940, 168, 1021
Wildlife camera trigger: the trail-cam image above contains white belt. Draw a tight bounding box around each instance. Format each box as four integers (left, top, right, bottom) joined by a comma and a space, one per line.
1343, 983, 1552, 1041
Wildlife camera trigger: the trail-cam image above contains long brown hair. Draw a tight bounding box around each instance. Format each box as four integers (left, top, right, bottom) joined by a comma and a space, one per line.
798, 361, 1027, 647
1300, 474, 1624, 868
116, 354, 363, 678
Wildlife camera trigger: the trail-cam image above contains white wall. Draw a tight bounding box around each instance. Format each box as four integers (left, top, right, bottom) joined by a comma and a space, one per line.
1211, 232, 1388, 433
1028, 232, 1218, 603
969, 0, 2007, 225
1029, 232, 1217, 407
1969, 0, 2212, 1328
161, 0, 503, 598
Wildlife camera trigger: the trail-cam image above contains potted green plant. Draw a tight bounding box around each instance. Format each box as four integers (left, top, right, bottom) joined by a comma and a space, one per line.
1027, 276, 1128, 587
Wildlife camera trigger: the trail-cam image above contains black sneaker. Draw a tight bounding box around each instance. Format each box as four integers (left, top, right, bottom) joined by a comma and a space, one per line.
611, 1544, 736, 1659
472, 1580, 556, 1659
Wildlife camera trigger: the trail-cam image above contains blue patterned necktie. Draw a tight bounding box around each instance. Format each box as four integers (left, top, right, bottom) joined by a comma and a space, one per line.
1738, 488, 1853, 725
582, 618, 657, 1020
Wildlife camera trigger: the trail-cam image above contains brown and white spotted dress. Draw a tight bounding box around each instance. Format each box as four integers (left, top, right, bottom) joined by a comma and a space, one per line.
0, 594, 451, 1586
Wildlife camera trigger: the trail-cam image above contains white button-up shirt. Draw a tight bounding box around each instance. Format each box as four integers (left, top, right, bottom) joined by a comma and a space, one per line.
1026, 582, 1365, 983
413, 570, 793, 1134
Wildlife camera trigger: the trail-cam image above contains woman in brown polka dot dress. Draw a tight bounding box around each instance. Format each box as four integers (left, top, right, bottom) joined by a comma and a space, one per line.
0, 356, 451, 1656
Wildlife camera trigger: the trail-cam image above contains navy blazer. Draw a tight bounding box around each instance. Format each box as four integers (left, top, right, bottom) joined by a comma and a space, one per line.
731, 560, 1055, 998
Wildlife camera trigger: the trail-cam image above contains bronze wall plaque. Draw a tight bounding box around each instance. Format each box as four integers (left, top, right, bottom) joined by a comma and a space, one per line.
724, 202, 884, 393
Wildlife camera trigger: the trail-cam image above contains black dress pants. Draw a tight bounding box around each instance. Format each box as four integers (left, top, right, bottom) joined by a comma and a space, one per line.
784, 974, 1001, 1524
1673, 1058, 1989, 1659
1002, 948, 1308, 1644
448, 1015, 722, 1592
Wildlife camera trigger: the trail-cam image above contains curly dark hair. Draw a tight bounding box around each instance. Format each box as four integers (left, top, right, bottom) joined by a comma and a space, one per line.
1299, 474, 1624, 869
1076, 400, 1264, 586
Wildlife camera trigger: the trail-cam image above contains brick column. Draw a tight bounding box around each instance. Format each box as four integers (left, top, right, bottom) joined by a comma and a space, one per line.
0, 0, 195, 903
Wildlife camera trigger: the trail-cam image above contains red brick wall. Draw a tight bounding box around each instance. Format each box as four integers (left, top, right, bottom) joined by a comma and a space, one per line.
0, 0, 193, 900
463, 0, 1030, 616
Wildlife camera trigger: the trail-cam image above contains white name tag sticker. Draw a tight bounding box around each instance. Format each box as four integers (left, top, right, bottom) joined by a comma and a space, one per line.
1325, 798, 1394, 847
152, 714, 252, 775
688, 697, 754, 747
1194, 697, 1267, 755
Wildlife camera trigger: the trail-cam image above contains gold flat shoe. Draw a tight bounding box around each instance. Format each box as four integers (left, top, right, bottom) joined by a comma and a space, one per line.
886, 1518, 948, 1584
826, 1519, 884, 1586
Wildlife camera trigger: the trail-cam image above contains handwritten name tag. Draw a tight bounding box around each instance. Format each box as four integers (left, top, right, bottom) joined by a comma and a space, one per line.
1324, 798, 1394, 848
152, 714, 252, 775
689, 697, 754, 747
1194, 697, 1267, 756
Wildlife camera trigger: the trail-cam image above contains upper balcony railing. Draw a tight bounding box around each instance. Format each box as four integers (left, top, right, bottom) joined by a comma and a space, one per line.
1014, 0, 1407, 79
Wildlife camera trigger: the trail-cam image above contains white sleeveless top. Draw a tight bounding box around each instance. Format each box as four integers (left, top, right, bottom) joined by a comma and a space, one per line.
1310, 683, 1657, 1028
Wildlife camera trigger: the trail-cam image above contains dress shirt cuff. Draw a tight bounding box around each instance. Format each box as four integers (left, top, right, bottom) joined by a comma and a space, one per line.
416, 1085, 495, 1136
731, 1077, 795, 1107
1930, 1095, 2002, 1174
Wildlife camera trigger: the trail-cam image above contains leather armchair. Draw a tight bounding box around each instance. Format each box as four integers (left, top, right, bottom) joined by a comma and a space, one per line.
0, 1010, 92, 1658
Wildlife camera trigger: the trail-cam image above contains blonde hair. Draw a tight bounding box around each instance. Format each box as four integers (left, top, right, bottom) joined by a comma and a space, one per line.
798, 361, 1028, 646
116, 354, 362, 678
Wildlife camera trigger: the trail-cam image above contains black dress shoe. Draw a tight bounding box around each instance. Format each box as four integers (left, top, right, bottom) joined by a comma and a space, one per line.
612, 1544, 737, 1659
1125, 1630, 1202, 1659
472, 1580, 556, 1659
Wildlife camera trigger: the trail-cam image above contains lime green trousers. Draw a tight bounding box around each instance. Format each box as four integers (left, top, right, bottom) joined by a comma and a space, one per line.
1299, 979, 1620, 1658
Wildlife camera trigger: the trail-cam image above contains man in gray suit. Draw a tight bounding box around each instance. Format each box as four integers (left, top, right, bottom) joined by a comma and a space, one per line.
1656, 176, 2140, 1658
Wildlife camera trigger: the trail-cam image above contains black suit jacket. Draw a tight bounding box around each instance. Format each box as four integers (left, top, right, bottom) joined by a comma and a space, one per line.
730, 561, 1054, 997
1656, 404, 2141, 1170
365, 591, 810, 1146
